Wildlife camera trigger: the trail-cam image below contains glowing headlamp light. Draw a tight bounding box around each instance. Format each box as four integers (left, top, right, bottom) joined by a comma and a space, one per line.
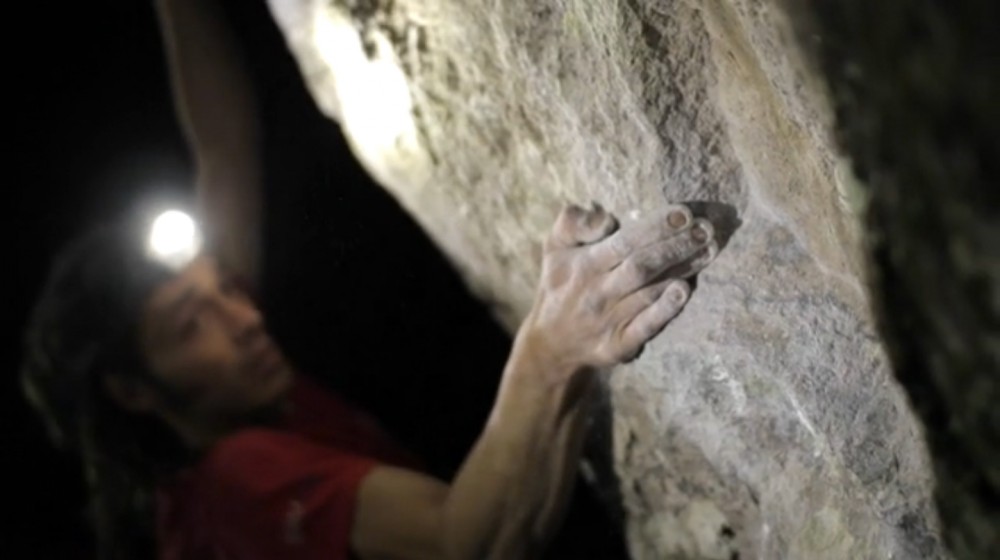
146, 210, 203, 271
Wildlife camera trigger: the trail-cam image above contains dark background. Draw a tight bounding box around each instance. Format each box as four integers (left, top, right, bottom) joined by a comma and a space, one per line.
7, 0, 627, 558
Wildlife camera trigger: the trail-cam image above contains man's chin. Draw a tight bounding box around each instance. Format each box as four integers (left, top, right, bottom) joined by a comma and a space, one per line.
243, 371, 295, 427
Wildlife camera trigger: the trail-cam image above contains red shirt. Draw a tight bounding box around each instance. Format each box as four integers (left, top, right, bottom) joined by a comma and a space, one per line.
156, 376, 421, 560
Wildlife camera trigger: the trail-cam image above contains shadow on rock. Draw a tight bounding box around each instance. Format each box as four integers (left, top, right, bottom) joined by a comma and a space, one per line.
684, 200, 742, 252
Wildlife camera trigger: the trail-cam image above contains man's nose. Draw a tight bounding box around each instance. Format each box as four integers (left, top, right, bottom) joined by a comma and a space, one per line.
220, 293, 264, 342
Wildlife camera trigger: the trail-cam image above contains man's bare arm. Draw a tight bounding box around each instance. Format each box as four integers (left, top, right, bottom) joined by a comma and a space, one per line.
155, 0, 263, 285
351, 203, 718, 560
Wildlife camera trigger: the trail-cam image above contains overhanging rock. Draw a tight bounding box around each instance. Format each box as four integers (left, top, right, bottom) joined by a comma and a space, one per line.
267, 1, 945, 558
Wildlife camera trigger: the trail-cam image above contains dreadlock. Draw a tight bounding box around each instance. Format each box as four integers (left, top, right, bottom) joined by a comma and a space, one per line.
21, 220, 194, 560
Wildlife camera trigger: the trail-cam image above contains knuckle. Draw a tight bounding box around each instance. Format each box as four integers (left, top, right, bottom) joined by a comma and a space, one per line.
621, 259, 647, 284
648, 248, 673, 271
601, 340, 626, 364
545, 229, 568, 251
582, 292, 606, 314
604, 325, 629, 355
589, 337, 617, 366
543, 235, 560, 253
636, 319, 659, 342
643, 284, 665, 306
542, 259, 574, 289
568, 255, 594, 281
595, 344, 618, 367
628, 253, 658, 280
577, 251, 606, 278
620, 343, 644, 363
608, 233, 629, 257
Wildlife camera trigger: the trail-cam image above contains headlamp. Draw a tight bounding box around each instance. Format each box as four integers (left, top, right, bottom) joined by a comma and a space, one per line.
146, 210, 203, 271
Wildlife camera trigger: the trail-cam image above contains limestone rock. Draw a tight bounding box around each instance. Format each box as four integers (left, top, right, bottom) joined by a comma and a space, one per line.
267, 0, 947, 557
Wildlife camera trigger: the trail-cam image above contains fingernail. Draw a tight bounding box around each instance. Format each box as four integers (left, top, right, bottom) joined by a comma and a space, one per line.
668, 211, 689, 228
670, 284, 688, 303
691, 225, 708, 243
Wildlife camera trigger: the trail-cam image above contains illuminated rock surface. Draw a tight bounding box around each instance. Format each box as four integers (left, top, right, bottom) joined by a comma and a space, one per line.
267, 1, 955, 558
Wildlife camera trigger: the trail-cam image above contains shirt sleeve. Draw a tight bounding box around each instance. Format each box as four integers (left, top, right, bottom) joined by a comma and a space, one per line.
202, 428, 380, 560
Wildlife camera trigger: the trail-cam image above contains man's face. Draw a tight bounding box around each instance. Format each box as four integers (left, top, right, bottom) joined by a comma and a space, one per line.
136, 255, 293, 433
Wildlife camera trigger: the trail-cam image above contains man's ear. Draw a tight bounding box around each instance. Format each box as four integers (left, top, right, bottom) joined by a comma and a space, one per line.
102, 373, 157, 414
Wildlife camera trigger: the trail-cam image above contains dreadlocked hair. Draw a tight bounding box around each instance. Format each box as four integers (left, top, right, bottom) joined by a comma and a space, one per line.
21, 222, 193, 560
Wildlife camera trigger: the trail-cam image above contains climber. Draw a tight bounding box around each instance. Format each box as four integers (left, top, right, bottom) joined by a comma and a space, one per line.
20, 1, 718, 559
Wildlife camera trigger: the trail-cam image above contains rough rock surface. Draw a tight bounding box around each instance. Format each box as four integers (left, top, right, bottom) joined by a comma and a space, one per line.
267, 0, 946, 558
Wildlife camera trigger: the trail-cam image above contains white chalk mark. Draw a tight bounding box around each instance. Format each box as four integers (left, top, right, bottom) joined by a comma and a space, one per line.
785, 389, 823, 458
710, 355, 747, 415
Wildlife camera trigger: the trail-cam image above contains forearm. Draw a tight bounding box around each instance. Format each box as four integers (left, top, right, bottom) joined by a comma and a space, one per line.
442, 335, 599, 560
352, 204, 713, 560
155, 0, 260, 157
155, 0, 262, 280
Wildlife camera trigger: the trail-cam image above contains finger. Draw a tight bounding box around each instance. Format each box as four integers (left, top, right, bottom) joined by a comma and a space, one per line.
577, 202, 619, 244
607, 277, 677, 328
617, 279, 690, 355
588, 204, 694, 269
600, 218, 714, 300
665, 240, 719, 279
546, 202, 620, 251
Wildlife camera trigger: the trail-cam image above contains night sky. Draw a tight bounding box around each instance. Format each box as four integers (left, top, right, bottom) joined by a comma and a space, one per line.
8, 1, 627, 558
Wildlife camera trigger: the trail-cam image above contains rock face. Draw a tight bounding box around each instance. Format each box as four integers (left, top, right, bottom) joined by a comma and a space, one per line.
267, 0, 947, 558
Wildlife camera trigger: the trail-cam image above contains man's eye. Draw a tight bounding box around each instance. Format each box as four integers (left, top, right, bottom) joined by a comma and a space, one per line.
177, 317, 200, 339
221, 279, 243, 297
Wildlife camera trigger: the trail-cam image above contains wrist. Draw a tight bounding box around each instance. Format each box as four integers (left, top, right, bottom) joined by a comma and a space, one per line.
490, 334, 597, 420
510, 316, 594, 387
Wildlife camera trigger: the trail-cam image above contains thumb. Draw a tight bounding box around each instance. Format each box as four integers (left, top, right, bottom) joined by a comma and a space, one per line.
546, 202, 619, 250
